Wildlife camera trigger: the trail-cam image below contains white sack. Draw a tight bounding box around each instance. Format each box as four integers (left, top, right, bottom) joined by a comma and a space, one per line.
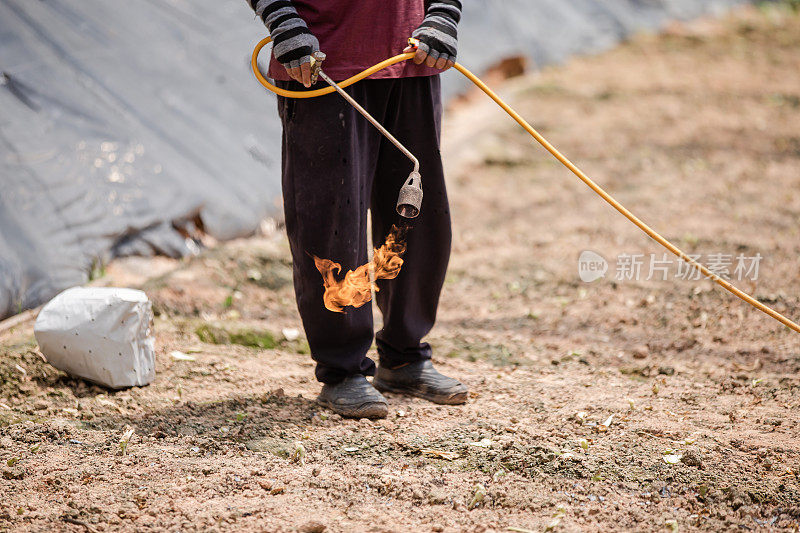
34, 287, 155, 389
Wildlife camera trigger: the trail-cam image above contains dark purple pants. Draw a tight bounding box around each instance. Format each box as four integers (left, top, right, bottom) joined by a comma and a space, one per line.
276, 75, 451, 384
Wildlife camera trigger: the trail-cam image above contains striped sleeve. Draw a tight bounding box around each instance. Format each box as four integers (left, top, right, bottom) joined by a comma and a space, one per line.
246, 0, 317, 65
413, 0, 462, 58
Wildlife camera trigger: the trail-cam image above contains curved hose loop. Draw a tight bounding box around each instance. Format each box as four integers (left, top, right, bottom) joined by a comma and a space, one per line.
251, 37, 415, 98
251, 36, 800, 334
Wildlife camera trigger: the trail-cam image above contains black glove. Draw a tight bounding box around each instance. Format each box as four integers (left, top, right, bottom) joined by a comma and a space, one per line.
411, 0, 462, 69
248, 0, 320, 86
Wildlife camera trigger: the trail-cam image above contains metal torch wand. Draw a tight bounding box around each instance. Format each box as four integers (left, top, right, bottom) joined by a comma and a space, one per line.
310, 52, 423, 218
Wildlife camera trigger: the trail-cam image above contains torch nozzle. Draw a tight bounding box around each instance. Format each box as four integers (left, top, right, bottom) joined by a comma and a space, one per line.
396, 171, 423, 219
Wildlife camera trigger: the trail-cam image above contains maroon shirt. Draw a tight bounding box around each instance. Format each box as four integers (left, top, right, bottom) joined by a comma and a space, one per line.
267, 0, 439, 81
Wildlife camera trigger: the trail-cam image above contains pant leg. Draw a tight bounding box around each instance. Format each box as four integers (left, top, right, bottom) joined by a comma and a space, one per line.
369, 75, 452, 368
277, 80, 383, 384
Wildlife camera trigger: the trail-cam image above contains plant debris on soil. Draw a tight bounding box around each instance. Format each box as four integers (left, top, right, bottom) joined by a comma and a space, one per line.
2, 5, 800, 532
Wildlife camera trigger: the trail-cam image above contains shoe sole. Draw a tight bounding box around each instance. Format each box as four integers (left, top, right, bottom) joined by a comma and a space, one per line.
317, 397, 388, 419
372, 378, 468, 405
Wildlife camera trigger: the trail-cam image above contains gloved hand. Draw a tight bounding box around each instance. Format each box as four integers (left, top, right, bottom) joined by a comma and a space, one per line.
249, 0, 320, 87
405, 0, 462, 71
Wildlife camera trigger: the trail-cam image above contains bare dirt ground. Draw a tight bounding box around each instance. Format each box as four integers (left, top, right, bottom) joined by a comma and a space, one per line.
3, 5, 800, 532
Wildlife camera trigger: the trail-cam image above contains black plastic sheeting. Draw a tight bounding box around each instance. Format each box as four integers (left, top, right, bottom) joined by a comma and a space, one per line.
0, 0, 748, 319
453, 0, 748, 95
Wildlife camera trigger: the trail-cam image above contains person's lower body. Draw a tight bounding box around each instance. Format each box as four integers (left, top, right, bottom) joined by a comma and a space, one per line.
276, 75, 466, 417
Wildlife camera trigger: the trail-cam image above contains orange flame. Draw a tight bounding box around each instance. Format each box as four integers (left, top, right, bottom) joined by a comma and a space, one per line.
313, 226, 407, 313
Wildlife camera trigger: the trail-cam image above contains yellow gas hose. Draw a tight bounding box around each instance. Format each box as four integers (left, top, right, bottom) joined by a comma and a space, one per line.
252, 37, 800, 334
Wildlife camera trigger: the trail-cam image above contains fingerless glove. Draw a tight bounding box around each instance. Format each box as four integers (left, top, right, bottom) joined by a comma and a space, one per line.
248, 0, 320, 70
412, 0, 462, 63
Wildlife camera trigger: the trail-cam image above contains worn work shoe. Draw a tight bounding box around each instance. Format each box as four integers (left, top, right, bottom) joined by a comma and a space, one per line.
373, 360, 469, 405
317, 375, 388, 419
